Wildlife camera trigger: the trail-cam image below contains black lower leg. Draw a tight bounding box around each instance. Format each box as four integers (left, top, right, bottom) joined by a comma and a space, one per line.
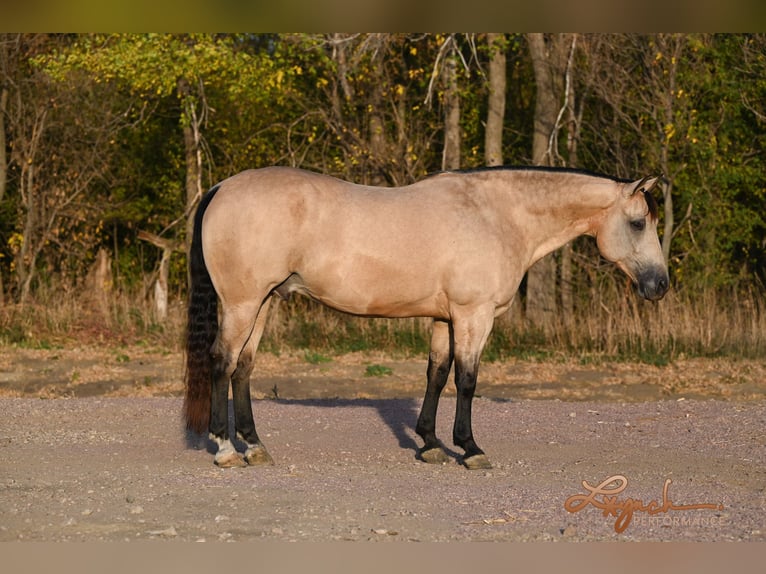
453, 359, 483, 459
416, 352, 452, 451
209, 357, 231, 441
231, 361, 260, 445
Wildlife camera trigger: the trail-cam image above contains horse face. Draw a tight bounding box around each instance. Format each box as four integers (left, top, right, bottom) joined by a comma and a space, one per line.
596, 177, 669, 301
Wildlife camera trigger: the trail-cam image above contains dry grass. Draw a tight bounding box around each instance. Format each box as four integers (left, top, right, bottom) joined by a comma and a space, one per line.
560, 287, 766, 361
1, 282, 763, 364
0, 284, 185, 350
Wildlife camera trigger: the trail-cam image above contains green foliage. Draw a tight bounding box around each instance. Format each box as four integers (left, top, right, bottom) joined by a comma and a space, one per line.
365, 364, 393, 377
0, 33, 764, 362
36, 34, 278, 102
303, 350, 332, 365
577, 34, 765, 290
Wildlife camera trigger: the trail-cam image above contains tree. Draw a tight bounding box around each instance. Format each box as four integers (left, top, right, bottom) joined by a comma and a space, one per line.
438, 35, 462, 171
1, 34, 130, 303
484, 33, 506, 167
280, 33, 442, 185
525, 33, 579, 330
0, 39, 9, 304
577, 34, 762, 291
40, 35, 280, 248
3, 32, 762, 325
581, 34, 685, 263
36, 34, 288, 316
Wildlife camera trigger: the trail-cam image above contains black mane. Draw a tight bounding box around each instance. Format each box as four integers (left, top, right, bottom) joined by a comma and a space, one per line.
430, 164, 632, 184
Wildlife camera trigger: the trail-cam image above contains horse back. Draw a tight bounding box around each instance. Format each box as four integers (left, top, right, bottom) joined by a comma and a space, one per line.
201, 167, 517, 317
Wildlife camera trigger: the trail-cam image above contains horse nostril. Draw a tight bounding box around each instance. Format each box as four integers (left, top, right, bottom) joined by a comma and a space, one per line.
638, 270, 669, 300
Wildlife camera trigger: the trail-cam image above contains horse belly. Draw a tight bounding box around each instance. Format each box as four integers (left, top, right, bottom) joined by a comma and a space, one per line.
291, 253, 449, 319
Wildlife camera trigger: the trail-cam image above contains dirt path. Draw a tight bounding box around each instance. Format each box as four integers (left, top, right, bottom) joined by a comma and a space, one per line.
2, 345, 765, 402
0, 346, 764, 542
2, 397, 764, 542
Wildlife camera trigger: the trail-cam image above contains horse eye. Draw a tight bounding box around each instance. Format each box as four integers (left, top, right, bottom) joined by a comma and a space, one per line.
630, 219, 646, 232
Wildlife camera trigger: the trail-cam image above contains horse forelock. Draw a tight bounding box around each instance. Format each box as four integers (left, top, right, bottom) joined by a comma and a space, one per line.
628, 175, 660, 222
643, 189, 659, 222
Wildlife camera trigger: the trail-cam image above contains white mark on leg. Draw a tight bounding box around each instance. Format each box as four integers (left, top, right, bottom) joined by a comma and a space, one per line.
210, 434, 246, 468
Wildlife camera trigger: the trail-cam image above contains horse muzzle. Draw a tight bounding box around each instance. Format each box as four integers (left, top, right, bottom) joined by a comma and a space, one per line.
636, 267, 669, 301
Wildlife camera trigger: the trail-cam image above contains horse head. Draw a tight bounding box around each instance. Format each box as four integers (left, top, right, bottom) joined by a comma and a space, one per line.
595, 176, 669, 301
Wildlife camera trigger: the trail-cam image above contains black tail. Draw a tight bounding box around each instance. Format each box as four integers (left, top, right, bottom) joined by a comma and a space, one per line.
183, 184, 222, 434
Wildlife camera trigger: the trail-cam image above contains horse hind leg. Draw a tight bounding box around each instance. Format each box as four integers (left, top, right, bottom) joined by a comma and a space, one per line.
209, 299, 263, 468
232, 297, 274, 466
210, 358, 246, 469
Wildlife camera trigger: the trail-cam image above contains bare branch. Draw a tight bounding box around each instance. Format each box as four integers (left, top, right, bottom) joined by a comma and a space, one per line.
137, 229, 183, 252
424, 35, 454, 107
546, 34, 577, 166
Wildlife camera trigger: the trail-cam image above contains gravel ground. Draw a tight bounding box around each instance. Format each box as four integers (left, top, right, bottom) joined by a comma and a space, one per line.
1, 395, 763, 542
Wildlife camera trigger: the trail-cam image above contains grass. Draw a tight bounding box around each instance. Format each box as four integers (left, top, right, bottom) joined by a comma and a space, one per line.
365, 364, 393, 377
303, 350, 332, 364
1, 280, 763, 366
0, 280, 185, 351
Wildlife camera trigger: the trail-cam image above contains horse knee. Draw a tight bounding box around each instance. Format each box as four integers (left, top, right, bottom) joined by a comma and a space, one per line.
454, 360, 478, 395
234, 349, 255, 377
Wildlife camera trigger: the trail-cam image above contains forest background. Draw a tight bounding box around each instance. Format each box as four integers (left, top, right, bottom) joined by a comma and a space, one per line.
0, 33, 764, 364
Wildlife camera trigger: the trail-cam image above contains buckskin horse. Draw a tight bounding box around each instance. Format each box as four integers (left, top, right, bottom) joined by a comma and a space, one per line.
183, 166, 668, 469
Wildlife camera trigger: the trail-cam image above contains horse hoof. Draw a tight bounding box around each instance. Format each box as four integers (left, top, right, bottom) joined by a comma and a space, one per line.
463, 453, 492, 470
419, 447, 449, 464
214, 451, 247, 468
245, 445, 274, 466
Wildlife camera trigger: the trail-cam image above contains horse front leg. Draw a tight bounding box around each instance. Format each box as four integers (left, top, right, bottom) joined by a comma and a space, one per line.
415, 319, 453, 464
451, 307, 495, 470
452, 356, 492, 469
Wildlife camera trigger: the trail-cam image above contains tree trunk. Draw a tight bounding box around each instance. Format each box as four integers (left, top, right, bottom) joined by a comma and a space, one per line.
0, 86, 7, 305
441, 44, 461, 171
138, 230, 181, 323
661, 180, 673, 263
367, 57, 388, 186
154, 249, 171, 323
177, 77, 203, 256
560, 44, 581, 324
0, 86, 7, 204
368, 112, 387, 186
658, 36, 680, 264
528, 34, 561, 167
526, 33, 560, 331
182, 119, 200, 252
15, 104, 48, 304
85, 248, 112, 320
485, 33, 506, 167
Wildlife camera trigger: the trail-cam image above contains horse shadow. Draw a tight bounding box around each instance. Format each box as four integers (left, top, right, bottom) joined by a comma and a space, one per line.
274, 397, 462, 463
185, 397, 462, 463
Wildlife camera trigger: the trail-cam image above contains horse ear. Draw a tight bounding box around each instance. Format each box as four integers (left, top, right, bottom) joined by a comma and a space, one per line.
628, 175, 662, 196
627, 175, 662, 221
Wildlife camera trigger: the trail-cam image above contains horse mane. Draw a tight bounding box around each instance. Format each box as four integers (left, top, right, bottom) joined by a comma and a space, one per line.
428, 164, 631, 183
427, 165, 660, 220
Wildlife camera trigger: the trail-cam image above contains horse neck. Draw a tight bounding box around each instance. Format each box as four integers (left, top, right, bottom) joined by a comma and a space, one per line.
505, 174, 620, 266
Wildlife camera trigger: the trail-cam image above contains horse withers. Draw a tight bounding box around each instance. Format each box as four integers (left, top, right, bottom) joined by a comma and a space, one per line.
183, 166, 668, 470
